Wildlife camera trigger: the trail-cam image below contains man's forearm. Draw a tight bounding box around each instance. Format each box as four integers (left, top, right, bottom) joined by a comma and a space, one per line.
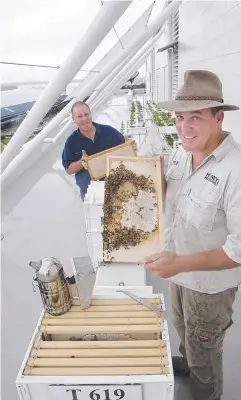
177, 247, 238, 273
67, 160, 84, 175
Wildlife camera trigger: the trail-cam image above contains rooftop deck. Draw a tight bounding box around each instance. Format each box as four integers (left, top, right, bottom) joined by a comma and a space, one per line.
1, 95, 241, 400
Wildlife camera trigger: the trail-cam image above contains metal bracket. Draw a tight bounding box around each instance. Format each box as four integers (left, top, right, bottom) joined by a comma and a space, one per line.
118, 289, 163, 315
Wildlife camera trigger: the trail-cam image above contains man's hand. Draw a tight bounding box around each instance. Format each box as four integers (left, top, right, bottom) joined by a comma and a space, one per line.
145, 251, 181, 279
66, 150, 88, 174
145, 248, 239, 278
81, 150, 88, 170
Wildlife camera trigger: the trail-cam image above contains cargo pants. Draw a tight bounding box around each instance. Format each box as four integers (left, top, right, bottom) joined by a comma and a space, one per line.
171, 282, 238, 400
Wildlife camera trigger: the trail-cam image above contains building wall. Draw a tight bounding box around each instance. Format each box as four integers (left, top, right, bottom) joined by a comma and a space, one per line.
146, 1, 241, 141
178, 0, 241, 142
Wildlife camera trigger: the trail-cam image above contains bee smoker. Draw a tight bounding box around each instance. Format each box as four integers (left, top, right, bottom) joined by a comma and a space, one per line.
30, 257, 72, 316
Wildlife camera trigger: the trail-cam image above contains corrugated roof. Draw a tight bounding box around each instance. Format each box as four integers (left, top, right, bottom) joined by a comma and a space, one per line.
1, 102, 35, 122
1, 95, 67, 123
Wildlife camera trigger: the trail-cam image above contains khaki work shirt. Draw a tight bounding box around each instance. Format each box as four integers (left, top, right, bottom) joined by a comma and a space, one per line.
164, 133, 241, 293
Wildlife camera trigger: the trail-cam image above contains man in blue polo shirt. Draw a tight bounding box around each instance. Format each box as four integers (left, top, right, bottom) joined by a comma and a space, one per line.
62, 101, 125, 199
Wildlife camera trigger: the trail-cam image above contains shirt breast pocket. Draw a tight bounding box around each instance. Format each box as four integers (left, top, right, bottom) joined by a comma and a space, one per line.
166, 166, 185, 214
166, 165, 184, 181
183, 189, 221, 232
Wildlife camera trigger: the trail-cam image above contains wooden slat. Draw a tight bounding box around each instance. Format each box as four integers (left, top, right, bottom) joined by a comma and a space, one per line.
36, 339, 165, 349
47, 311, 157, 319
67, 305, 157, 312
24, 366, 169, 376
83, 141, 136, 162
42, 317, 162, 326
41, 324, 163, 335
155, 157, 164, 250
72, 298, 161, 306
32, 347, 167, 358
28, 356, 168, 367
107, 156, 159, 168
51, 333, 158, 341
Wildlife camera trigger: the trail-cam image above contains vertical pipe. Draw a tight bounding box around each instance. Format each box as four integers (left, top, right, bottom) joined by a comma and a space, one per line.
166, 18, 173, 100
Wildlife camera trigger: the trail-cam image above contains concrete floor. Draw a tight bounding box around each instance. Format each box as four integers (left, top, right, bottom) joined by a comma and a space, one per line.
2, 182, 241, 400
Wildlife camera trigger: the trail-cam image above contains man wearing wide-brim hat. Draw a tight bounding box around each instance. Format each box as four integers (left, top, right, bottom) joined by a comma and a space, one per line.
145, 70, 241, 400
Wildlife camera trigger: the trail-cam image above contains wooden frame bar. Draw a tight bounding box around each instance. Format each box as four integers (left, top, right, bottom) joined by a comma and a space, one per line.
83, 141, 136, 180
28, 356, 168, 368
47, 311, 158, 319
65, 304, 160, 312
35, 339, 166, 349
42, 317, 163, 326
40, 324, 163, 335
24, 366, 169, 376
31, 347, 167, 358
71, 298, 161, 306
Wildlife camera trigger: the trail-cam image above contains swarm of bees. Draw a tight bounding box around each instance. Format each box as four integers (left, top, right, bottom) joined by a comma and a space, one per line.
103, 164, 158, 255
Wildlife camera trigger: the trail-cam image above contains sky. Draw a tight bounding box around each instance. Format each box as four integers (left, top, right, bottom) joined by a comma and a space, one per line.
1, 0, 166, 84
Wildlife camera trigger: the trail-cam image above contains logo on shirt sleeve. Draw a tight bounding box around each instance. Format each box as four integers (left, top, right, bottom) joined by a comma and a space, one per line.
204, 172, 220, 186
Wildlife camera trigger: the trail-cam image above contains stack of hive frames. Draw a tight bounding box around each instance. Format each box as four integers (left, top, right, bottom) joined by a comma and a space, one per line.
24, 298, 169, 376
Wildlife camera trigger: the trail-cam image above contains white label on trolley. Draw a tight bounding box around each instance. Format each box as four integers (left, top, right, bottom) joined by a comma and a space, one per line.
49, 385, 142, 400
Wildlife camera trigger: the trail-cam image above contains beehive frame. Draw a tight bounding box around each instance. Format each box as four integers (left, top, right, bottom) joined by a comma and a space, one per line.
83, 141, 136, 180
23, 298, 169, 377
103, 156, 163, 263
16, 293, 174, 400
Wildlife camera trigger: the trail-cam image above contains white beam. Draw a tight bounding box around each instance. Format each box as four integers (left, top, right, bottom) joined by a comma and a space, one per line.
49, 2, 154, 131
0, 1, 131, 172
73, 0, 181, 114
92, 30, 165, 111
68, 2, 155, 101
88, 50, 137, 105
93, 55, 148, 111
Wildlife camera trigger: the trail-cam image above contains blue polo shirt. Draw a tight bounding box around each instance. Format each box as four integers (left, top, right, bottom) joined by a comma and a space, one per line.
62, 122, 125, 195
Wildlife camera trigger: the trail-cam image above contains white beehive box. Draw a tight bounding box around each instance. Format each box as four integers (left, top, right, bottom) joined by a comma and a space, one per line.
84, 182, 105, 233
16, 292, 174, 400
84, 182, 147, 287
86, 232, 103, 265
96, 262, 147, 287
85, 207, 103, 232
